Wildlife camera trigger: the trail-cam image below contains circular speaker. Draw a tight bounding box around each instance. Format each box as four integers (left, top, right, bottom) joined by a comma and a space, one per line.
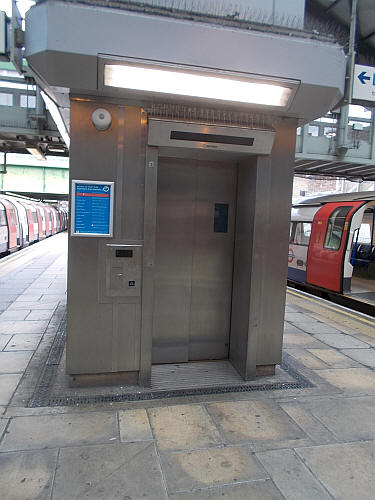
91, 108, 112, 131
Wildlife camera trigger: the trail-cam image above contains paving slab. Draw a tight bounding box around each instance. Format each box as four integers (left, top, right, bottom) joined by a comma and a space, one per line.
161, 446, 267, 493
307, 348, 361, 368
26, 310, 55, 321
0, 411, 118, 451
40, 294, 66, 302
298, 396, 375, 441
0, 302, 11, 312
207, 400, 307, 450
4, 334, 42, 351
0, 449, 58, 500
0, 310, 30, 320
52, 442, 167, 500
14, 294, 42, 302
283, 323, 305, 334
257, 448, 332, 500
119, 408, 153, 442
148, 404, 222, 451
279, 402, 337, 445
292, 322, 342, 334
353, 333, 375, 347
0, 334, 11, 350
314, 333, 372, 349
0, 374, 22, 405
285, 349, 329, 369
0, 417, 8, 439
0, 320, 49, 334
282, 333, 327, 348
0, 351, 33, 373
169, 478, 283, 499
341, 348, 375, 367
7, 301, 59, 310
296, 441, 375, 500
284, 312, 315, 322
315, 367, 375, 394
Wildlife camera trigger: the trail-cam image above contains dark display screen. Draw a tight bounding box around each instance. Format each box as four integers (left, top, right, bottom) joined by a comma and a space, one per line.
116, 249, 133, 258
214, 203, 229, 233
170, 131, 254, 146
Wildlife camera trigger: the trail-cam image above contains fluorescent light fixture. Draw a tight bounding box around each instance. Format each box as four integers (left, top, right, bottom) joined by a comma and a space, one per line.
0, 81, 36, 90
41, 90, 70, 148
47, 145, 66, 153
104, 64, 293, 107
26, 146, 46, 161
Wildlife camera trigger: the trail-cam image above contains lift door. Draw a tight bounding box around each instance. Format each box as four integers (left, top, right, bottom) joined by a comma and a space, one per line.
152, 158, 236, 364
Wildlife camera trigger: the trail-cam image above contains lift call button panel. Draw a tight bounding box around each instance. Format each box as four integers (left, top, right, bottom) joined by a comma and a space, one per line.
105, 245, 142, 297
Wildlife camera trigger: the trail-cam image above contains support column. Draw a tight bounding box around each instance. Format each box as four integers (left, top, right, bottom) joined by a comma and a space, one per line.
230, 119, 297, 379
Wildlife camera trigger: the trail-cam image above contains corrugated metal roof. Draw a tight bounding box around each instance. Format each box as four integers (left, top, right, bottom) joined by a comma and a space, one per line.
294, 157, 375, 182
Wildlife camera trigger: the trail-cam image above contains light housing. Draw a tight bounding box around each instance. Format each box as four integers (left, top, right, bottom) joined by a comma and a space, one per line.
103, 62, 296, 109
26, 145, 45, 161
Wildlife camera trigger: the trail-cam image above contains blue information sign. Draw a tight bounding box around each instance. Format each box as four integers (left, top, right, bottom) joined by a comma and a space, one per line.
71, 180, 114, 237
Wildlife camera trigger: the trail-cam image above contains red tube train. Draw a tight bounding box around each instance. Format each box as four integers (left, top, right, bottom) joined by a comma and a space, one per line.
288, 192, 375, 296
0, 195, 68, 255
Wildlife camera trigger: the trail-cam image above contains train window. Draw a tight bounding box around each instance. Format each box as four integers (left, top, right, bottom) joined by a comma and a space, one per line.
358, 223, 371, 244
290, 222, 311, 246
9, 209, 17, 225
32, 212, 38, 223
0, 210, 6, 226
324, 206, 353, 251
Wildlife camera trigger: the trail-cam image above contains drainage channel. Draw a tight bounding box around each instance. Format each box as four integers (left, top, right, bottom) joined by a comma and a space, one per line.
29, 316, 314, 408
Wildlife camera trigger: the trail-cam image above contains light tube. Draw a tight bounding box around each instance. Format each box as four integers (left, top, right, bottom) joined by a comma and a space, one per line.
26, 146, 45, 161
41, 90, 70, 148
104, 64, 293, 107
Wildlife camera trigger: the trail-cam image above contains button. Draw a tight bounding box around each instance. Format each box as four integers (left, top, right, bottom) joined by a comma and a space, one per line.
128, 280, 135, 287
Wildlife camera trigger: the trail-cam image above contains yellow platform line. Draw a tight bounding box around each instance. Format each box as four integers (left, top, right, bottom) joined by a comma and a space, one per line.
287, 288, 375, 326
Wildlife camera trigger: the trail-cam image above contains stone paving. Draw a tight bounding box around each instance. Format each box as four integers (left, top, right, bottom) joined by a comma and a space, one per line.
0, 233, 375, 499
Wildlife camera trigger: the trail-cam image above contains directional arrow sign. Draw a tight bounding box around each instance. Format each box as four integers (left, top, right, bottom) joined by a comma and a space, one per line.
353, 64, 375, 102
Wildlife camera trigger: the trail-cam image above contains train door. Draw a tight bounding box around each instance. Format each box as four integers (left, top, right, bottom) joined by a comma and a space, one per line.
43, 206, 52, 236
30, 205, 39, 241
1, 199, 20, 251
20, 202, 35, 243
0, 203, 8, 253
152, 158, 236, 364
13, 201, 29, 246
36, 205, 46, 238
306, 202, 364, 292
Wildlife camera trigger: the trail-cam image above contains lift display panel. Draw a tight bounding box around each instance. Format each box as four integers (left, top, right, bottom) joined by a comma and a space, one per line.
71, 180, 114, 237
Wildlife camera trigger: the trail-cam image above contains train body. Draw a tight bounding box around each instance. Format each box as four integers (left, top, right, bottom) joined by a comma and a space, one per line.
0, 195, 68, 255
288, 192, 375, 295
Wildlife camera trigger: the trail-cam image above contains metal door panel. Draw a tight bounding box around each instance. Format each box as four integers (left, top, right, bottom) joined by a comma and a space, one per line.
152, 159, 195, 363
189, 163, 236, 360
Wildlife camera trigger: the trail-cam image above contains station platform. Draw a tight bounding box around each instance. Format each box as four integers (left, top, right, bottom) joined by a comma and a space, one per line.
0, 233, 375, 500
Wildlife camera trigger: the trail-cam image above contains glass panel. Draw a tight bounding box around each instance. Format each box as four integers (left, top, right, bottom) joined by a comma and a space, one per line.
0, 93, 13, 106
308, 125, 319, 137
324, 127, 337, 138
348, 105, 372, 119
0, 210, 6, 226
20, 95, 36, 108
214, 203, 228, 233
358, 223, 371, 244
324, 206, 353, 251
290, 222, 311, 246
